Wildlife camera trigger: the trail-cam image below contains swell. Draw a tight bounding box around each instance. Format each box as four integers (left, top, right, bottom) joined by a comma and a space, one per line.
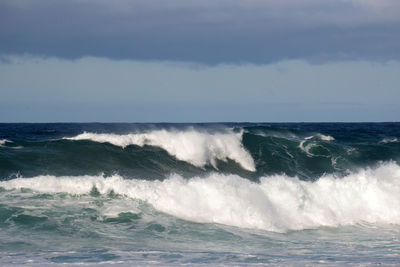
1, 123, 400, 180
0, 139, 209, 180
1, 162, 400, 233
242, 124, 400, 179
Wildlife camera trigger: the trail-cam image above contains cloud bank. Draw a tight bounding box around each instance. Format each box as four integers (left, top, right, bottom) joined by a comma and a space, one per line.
1, 0, 400, 64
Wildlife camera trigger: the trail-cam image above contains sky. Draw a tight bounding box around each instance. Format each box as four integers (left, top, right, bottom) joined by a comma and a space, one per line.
1, 0, 399, 122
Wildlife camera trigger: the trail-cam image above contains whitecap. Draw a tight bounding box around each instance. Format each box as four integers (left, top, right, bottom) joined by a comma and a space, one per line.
0, 139, 12, 147
64, 128, 256, 172
380, 137, 399, 144
304, 134, 335, 141
2, 162, 400, 233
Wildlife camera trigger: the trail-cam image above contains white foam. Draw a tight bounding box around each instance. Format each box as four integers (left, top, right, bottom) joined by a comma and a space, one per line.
2, 162, 400, 233
305, 134, 335, 141
65, 128, 256, 172
380, 137, 399, 144
0, 139, 11, 146
300, 134, 334, 157
299, 140, 316, 157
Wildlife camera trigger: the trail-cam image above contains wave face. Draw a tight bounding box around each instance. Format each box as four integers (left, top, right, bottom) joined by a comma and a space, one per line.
2, 162, 400, 233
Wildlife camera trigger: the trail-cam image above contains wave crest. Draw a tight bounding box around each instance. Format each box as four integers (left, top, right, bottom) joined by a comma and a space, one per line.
380, 137, 399, 144
65, 129, 256, 172
0, 139, 11, 146
304, 134, 335, 141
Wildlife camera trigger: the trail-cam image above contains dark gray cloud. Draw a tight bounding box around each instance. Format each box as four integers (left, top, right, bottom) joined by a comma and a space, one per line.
1, 0, 400, 64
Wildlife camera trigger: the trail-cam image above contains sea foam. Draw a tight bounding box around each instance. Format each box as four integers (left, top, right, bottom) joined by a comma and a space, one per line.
304, 134, 335, 141
380, 137, 399, 144
65, 129, 256, 171
299, 133, 334, 157
2, 162, 400, 233
0, 139, 11, 146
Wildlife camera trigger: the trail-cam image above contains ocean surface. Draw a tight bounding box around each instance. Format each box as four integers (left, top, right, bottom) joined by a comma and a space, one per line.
1, 123, 400, 266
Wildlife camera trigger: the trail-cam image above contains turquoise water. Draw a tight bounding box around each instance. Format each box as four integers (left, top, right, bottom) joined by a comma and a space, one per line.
1, 123, 400, 265
2, 189, 400, 266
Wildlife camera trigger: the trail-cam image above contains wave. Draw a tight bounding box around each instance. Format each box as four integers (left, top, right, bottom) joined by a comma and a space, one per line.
0, 139, 21, 149
2, 162, 400, 233
380, 137, 399, 144
304, 133, 335, 141
64, 128, 256, 172
0, 139, 11, 146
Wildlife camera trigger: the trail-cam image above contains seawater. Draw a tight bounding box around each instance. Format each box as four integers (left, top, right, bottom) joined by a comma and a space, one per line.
1, 123, 400, 266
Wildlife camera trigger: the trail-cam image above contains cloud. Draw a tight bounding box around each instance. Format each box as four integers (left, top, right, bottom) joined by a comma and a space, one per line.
1, 0, 400, 64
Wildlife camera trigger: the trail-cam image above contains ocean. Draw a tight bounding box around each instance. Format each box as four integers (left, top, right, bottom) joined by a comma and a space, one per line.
1, 123, 400, 266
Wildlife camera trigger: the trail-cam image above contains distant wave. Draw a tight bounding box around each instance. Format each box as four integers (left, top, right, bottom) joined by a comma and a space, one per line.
304, 133, 335, 141
0, 139, 11, 147
0, 139, 23, 149
65, 128, 256, 172
0, 139, 10, 145
380, 137, 399, 144
2, 162, 400, 233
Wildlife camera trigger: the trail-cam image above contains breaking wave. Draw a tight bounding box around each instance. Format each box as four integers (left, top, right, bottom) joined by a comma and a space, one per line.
2, 162, 400, 233
65, 128, 256, 172
304, 133, 335, 141
0, 139, 11, 146
380, 137, 399, 144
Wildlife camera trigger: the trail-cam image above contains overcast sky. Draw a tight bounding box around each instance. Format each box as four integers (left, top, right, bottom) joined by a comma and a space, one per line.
1, 0, 399, 122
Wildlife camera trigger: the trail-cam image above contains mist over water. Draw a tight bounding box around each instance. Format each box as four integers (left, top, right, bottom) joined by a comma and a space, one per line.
1, 123, 400, 265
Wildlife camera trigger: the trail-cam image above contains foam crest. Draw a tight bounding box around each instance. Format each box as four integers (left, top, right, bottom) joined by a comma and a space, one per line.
65, 129, 256, 171
2, 162, 400, 232
380, 137, 399, 144
0, 139, 11, 146
305, 133, 335, 141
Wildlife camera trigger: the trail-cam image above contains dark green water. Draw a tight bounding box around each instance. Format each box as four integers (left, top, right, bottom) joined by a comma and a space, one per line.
1, 123, 400, 266
1, 123, 399, 180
